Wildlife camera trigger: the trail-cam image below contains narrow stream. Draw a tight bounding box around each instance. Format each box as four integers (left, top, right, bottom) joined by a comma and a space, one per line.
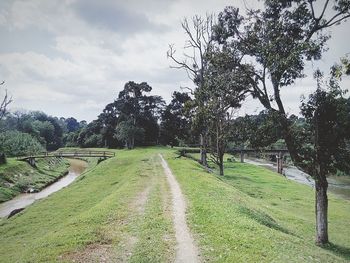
245, 157, 350, 200
0, 158, 87, 218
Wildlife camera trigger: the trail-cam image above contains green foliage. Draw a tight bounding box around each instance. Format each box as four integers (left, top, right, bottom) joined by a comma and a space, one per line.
0, 131, 44, 157
85, 81, 165, 149
115, 120, 144, 149
230, 111, 285, 149
82, 134, 103, 148
300, 85, 350, 176
1, 111, 65, 151
160, 91, 193, 147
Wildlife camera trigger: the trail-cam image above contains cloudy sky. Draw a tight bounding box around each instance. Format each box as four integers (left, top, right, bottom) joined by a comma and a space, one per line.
0, 0, 349, 122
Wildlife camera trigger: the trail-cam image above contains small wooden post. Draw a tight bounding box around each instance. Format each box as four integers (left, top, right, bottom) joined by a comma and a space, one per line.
277, 152, 283, 174
240, 150, 244, 163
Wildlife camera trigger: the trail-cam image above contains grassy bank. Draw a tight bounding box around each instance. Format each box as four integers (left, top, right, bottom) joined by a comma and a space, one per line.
1, 147, 349, 262
0, 157, 69, 202
0, 148, 174, 262
165, 151, 350, 262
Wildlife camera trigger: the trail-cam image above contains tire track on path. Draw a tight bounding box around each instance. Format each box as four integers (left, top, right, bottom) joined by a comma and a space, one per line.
159, 154, 200, 263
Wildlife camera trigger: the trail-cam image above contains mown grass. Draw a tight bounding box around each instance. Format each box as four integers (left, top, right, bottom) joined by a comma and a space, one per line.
0, 147, 174, 262
1, 146, 349, 262
129, 154, 175, 263
0, 157, 69, 202
165, 151, 350, 262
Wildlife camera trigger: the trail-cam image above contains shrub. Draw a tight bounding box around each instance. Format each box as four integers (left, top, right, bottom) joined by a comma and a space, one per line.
0, 131, 45, 157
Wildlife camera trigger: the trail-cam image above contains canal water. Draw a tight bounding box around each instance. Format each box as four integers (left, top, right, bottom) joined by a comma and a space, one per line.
0, 158, 87, 218
245, 158, 350, 200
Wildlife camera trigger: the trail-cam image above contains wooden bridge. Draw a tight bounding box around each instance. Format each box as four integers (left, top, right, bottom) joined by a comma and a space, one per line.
180, 147, 289, 174
17, 150, 115, 166
229, 149, 289, 174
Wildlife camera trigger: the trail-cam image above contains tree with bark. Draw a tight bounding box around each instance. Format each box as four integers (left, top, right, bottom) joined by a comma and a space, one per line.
167, 14, 215, 166
213, 0, 350, 244
300, 74, 350, 245
196, 50, 249, 175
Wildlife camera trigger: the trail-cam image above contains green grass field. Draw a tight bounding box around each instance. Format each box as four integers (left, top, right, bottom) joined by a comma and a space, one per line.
0, 147, 349, 262
165, 150, 350, 262
0, 157, 69, 202
0, 148, 174, 262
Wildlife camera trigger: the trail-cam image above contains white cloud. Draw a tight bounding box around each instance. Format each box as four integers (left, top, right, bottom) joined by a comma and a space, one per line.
0, 0, 348, 122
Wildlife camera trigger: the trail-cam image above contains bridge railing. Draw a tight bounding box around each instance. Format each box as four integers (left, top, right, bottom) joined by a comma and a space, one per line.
17, 150, 115, 160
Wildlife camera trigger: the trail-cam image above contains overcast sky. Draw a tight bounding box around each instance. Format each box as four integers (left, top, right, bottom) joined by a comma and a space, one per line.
0, 0, 349, 122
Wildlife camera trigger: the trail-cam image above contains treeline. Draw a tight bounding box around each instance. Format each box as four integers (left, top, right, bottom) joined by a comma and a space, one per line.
68, 81, 194, 149
0, 81, 195, 155
0, 111, 86, 156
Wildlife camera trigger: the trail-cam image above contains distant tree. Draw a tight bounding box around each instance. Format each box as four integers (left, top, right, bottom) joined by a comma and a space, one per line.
63, 132, 79, 147
160, 91, 193, 147
79, 120, 87, 127
213, 0, 350, 244
113, 81, 164, 148
115, 119, 144, 149
77, 120, 103, 148
65, 117, 80, 133
98, 102, 120, 148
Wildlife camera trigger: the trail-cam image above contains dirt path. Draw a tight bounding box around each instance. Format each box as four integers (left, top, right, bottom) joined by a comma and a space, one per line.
159, 154, 199, 263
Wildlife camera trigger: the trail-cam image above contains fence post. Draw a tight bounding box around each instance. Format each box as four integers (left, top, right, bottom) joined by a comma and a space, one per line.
277, 152, 283, 174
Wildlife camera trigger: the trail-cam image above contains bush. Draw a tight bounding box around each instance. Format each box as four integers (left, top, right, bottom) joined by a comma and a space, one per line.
83, 134, 103, 148
0, 131, 45, 157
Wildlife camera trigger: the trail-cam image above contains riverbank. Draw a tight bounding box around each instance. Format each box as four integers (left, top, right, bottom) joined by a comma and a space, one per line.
0, 157, 70, 202
244, 157, 350, 200
0, 158, 88, 218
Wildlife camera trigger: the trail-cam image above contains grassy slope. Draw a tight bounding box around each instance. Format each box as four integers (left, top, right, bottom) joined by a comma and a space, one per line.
0, 157, 69, 202
0, 148, 174, 263
165, 151, 350, 262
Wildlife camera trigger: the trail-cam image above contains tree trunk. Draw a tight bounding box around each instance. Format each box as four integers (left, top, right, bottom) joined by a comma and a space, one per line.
219, 155, 224, 176
274, 112, 329, 244
130, 136, 135, 149
200, 133, 207, 166
315, 175, 329, 245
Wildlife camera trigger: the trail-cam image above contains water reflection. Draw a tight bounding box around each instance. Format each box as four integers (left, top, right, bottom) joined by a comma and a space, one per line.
245, 158, 350, 200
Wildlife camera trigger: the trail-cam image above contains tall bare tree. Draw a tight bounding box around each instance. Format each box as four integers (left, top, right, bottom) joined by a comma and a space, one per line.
167, 14, 215, 166
0, 81, 12, 121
